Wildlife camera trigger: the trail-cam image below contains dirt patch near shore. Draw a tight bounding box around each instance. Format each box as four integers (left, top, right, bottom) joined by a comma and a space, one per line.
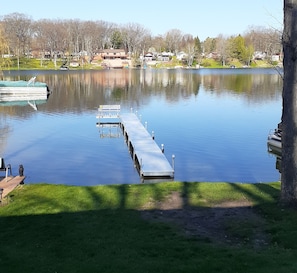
140, 192, 269, 247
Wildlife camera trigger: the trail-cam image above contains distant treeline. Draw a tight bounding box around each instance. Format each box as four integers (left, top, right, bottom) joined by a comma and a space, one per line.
0, 12, 282, 68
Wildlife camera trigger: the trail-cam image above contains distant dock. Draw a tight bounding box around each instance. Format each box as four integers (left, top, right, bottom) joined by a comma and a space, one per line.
97, 105, 174, 179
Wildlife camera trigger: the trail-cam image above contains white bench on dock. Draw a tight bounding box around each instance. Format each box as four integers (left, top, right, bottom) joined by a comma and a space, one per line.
120, 113, 174, 178
97, 105, 121, 119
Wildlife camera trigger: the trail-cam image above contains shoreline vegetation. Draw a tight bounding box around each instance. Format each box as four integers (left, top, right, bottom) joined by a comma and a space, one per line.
1, 181, 297, 273
0, 57, 279, 71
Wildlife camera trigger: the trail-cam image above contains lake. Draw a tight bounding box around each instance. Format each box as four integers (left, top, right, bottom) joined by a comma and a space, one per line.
0, 68, 283, 185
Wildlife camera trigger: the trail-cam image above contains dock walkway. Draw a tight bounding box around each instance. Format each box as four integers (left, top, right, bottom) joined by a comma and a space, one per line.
120, 113, 174, 178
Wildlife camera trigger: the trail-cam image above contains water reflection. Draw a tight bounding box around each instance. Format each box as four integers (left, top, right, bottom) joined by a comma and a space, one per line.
267, 144, 282, 173
2, 68, 282, 115
0, 93, 51, 111
0, 68, 283, 185
268, 150, 282, 174
97, 124, 121, 139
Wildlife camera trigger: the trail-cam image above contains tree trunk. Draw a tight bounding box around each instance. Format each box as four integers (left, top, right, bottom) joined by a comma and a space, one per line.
281, 0, 297, 203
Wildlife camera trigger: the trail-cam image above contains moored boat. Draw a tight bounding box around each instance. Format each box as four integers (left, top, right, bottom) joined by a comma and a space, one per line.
0, 77, 50, 95
267, 122, 282, 154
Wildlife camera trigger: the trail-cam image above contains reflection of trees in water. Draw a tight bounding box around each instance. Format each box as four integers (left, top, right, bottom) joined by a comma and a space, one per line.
1, 69, 282, 116
32, 70, 203, 111
202, 72, 282, 103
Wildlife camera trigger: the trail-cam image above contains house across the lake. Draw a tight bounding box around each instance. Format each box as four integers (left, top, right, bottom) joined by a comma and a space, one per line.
93, 49, 131, 68
96, 49, 128, 60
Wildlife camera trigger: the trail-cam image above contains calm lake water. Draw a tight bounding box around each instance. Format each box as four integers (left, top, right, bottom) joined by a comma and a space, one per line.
0, 68, 282, 185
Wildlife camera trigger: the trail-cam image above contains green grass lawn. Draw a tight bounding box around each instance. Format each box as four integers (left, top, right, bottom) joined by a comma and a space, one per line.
0, 181, 296, 273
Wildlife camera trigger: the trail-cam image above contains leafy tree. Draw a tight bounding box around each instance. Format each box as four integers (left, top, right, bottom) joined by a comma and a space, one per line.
194, 36, 203, 66
230, 35, 245, 60
110, 30, 123, 49
227, 35, 254, 65
194, 36, 202, 53
203, 37, 216, 55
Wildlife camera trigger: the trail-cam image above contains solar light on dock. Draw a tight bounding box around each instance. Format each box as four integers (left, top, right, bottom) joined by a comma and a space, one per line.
172, 154, 175, 170
152, 131, 155, 140
161, 144, 164, 153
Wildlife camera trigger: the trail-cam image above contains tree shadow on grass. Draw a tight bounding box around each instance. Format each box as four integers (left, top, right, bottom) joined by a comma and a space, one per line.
0, 181, 290, 273
140, 182, 280, 247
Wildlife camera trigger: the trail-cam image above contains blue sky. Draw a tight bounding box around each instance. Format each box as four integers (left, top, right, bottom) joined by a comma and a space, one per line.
0, 0, 283, 40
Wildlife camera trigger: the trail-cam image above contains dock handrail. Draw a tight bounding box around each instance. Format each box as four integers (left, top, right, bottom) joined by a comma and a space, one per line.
0, 158, 12, 181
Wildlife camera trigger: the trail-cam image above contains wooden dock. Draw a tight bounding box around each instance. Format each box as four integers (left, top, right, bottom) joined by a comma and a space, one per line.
120, 113, 174, 178
96, 105, 175, 179
0, 175, 25, 199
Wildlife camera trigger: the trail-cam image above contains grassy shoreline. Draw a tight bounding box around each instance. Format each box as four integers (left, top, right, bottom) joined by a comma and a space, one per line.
0, 181, 296, 273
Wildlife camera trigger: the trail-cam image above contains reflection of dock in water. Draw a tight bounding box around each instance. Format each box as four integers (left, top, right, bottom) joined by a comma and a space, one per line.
96, 105, 174, 179
0, 92, 51, 111
96, 105, 122, 138
96, 123, 121, 138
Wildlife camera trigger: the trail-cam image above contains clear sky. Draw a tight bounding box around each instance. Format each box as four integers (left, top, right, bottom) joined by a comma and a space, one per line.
0, 0, 283, 40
